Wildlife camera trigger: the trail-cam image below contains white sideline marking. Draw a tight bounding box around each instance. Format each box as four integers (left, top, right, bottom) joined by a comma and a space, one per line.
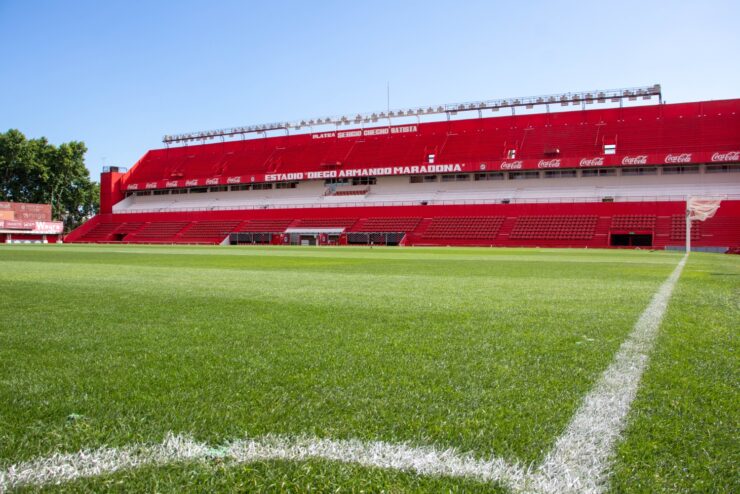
0, 256, 687, 493
525, 254, 687, 493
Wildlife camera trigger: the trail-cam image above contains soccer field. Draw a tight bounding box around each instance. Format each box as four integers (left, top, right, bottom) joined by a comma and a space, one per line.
0, 245, 737, 493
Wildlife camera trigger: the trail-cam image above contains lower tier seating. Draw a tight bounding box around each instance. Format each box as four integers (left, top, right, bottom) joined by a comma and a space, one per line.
181, 221, 242, 238
67, 200, 740, 250
81, 222, 119, 241
235, 219, 294, 232
670, 215, 701, 240
510, 216, 598, 240
352, 217, 421, 232
127, 222, 190, 239
611, 215, 656, 230
423, 216, 505, 239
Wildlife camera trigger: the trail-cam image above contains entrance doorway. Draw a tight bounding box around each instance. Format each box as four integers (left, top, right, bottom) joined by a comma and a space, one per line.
299, 235, 317, 246
610, 233, 652, 247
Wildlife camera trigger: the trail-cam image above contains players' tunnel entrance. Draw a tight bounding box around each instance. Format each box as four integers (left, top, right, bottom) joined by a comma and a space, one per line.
610, 233, 653, 247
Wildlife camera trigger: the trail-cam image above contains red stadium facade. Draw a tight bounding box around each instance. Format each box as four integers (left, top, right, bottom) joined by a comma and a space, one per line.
67, 87, 740, 251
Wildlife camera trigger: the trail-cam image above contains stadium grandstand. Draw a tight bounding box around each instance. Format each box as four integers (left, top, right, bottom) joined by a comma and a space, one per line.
1, 202, 63, 243
66, 84, 740, 251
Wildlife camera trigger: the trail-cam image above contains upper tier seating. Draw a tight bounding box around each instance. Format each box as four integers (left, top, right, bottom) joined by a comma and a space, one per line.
423, 216, 505, 239
123, 100, 740, 187
510, 216, 598, 240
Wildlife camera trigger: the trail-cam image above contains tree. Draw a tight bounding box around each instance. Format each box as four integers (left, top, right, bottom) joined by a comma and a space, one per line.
0, 129, 99, 231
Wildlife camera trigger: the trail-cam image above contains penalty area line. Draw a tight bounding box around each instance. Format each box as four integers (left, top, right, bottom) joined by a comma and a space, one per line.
0, 256, 687, 493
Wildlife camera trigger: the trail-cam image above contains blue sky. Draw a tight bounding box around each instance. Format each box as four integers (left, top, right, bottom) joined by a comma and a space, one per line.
1, 0, 738, 179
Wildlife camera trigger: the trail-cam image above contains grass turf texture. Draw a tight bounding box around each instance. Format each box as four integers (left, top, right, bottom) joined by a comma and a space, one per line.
610, 253, 739, 493
0, 244, 736, 492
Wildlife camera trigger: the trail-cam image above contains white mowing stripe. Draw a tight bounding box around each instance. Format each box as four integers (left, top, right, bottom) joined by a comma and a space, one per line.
0, 256, 687, 493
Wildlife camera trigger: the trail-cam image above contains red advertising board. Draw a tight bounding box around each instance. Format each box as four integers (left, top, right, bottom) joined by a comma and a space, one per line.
0, 220, 63, 233
123, 150, 740, 191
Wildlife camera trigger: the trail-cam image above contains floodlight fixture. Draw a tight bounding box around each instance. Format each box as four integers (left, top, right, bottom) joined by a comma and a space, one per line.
162, 84, 662, 144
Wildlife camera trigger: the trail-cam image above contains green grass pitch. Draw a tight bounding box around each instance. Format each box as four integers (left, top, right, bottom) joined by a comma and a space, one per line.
0, 244, 737, 492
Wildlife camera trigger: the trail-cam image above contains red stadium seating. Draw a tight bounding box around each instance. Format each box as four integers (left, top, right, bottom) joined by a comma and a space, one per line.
610, 215, 656, 230
235, 219, 294, 232
352, 217, 421, 232
670, 215, 701, 240
67, 97, 740, 250
423, 217, 505, 239
510, 216, 598, 240
180, 221, 242, 239
125, 222, 190, 242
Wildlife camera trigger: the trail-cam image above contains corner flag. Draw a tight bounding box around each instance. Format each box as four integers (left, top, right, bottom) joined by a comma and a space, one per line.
685, 197, 722, 252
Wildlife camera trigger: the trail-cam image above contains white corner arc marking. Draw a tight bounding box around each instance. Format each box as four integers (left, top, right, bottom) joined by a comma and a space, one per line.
0, 256, 687, 493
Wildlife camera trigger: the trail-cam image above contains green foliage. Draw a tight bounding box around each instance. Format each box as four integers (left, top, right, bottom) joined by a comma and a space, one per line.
0, 129, 99, 231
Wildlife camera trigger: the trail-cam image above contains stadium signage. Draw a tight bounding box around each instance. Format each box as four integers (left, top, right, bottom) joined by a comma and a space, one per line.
1, 220, 36, 229
312, 132, 336, 139
265, 173, 303, 181
123, 149, 738, 191
621, 155, 648, 165
578, 157, 604, 167
0, 220, 63, 233
538, 159, 562, 168
306, 170, 340, 179
500, 161, 523, 170
338, 130, 362, 139
264, 164, 464, 182
711, 151, 740, 162
389, 164, 462, 175
338, 167, 392, 178
664, 153, 692, 164
312, 125, 418, 140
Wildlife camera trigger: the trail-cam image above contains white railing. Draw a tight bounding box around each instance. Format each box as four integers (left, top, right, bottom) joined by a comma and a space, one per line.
113, 194, 740, 215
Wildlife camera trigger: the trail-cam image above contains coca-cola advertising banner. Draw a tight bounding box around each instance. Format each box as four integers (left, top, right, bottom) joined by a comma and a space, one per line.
0, 220, 64, 233
123, 150, 739, 191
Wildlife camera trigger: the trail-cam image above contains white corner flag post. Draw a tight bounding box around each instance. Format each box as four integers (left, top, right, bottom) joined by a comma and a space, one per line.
685, 197, 722, 254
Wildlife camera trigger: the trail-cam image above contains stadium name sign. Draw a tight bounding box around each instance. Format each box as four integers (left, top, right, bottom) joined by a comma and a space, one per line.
311, 125, 418, 140
265, 164, 464, 182
123, 149, 740, 191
